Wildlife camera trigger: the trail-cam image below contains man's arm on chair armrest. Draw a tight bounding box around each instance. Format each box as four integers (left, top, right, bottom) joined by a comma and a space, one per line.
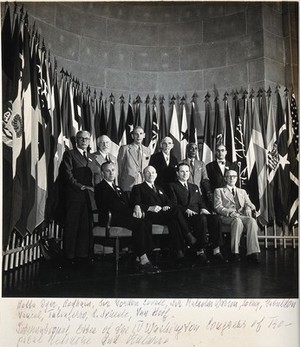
213, 189, 235, 217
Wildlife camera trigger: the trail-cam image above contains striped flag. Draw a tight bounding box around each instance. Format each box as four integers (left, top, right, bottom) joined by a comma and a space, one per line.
144, 95, 152, 146
224, 94, 236, 162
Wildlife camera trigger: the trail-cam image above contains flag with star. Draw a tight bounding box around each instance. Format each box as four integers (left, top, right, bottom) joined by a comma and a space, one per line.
125, 96, 134, 144
169, 96, 181, 160
273, 90, 290, 226
180, 97, 189, 160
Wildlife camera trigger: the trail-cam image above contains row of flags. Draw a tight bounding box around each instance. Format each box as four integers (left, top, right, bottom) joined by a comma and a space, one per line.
2, 4, 299, 250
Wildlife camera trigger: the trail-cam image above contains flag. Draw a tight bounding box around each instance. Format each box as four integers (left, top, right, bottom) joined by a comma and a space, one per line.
287, 92, 299, 227
94, 92, 101, 142
273, 90, 290, 226
290, 92, 299, 151
125, 96, 134, 144
169, 96, 181, 160
202, 94, 213, 165
144, 95, 152, 146
248, 97, 268, 224
88, 90, 97, 152
244, 94, 259, 210
233, 94, 247, 187
265, 94, 277, 222
2, 4, 14, 249
118, 95, 127, 146
224, 94, 236, 162
134, 95, 141, 127
189, 98, 197, 144
107, 94, 119, 157
212, 91, 224, 156
148, 96, 159, 154
258, 89, 268, 143
158, 96, 168, 148
180, 98, 189, 160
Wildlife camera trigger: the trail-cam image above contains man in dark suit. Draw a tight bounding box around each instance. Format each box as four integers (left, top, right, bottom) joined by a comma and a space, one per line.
149, 136, 178, 189
60, 130, 100, 263
94, 161, 161, 274
206, 144, 239, 192
214, 170, 260, 263
131, 165, 195, 264
168, 162, 225, 264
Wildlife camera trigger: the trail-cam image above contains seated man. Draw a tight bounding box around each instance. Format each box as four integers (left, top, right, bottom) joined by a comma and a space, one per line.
94, 161, 161, 274
131, 165, 194, 265
214, 170, 260, 264
168, 162, 225, 264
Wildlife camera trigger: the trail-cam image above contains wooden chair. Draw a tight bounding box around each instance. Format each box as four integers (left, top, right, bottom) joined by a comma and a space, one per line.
91, 209, 169, 274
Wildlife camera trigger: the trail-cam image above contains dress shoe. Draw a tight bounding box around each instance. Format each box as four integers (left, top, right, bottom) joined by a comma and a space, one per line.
195, 252, 209, 265
231, 253, 241, 263
137, 262, 162, 274
247, 253, 260, 264
212, 252, 228, 264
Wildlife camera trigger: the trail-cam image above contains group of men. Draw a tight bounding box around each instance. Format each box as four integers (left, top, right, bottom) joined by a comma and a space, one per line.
60, 127, 260, 274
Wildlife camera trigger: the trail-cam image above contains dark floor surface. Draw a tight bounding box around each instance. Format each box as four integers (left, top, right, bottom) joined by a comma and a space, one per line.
2, 247, 298, 298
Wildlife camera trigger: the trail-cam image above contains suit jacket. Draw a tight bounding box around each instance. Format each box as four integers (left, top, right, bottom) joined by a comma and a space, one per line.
92, 151, 118, 184
206, 160, 239, 192
61, 148, 99, 202
183, 158, 211, 195
94, 179, 133, 225
168, 181, 206, 214
214, 186, 256, 217
149, 151, 178, 188
117, 143, 151, 191
130, 182, 173, 213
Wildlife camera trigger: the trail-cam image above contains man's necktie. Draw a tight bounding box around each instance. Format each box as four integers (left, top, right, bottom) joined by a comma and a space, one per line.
113, 184, 121, 198
83, 151, 88, 166
184, 183, 188, 190
152, 185, 157, 193
232, 188, 235, 196
190, 159, 194, 170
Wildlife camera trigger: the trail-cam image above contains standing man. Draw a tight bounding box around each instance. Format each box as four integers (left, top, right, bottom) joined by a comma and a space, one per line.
214, 170, 260, 263
95, 161, 161, 274
168, 162, 225, 264
117, 126, 151, 194
92, 135, 118, 183
206, 144, 239, 192
60, 130, 99, 264
131, 166, 194, 264
184, 142, 213, 205
149, 136, 178, 189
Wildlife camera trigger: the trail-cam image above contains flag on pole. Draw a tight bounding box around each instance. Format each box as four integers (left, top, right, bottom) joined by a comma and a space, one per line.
224, 93, 236, 162
290, 92, 299, 151
107, 93, 119, 157
159, 96, 168, 148
287, 92, 299, 227
273, 89, 290, 226
134, 95, 142, 127
180, 97, 189, 160
144, 95, 152, 146
233, 92, 247, 187
118, 94, 127, 146
148, 96, 159, 154
248, 95, 268, 224
125, 96, 134, 144
202, 93, 213, 165
169, 96, 181, 160
189, 95, 198, 144
212, 89, 224, 156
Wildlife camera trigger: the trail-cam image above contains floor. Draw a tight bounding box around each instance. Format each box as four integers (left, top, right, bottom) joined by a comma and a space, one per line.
2, 247, 298, 298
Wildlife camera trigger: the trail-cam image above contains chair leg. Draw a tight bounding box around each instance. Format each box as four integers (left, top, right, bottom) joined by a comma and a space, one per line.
115, 238, 119, 275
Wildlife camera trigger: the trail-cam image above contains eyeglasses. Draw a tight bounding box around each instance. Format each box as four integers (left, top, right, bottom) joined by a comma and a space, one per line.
77, 137, 90, 141
226, 175, 237, 179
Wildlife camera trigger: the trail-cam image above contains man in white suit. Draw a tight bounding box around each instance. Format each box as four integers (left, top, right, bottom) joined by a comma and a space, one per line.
214, 170, 260, 264
92, 135, 118, 184
117, 126, 151, 194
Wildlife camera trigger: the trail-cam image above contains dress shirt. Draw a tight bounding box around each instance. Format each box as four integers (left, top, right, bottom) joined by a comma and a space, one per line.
162, 152, 170, 166
217, 160, 226, 174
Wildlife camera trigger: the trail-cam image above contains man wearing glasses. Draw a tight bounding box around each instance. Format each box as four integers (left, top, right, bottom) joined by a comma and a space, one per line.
214, 170, 260, 264
60, 130, 99, 265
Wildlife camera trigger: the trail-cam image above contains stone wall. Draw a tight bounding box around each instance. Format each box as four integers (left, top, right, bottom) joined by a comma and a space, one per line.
3, 1, 298, 127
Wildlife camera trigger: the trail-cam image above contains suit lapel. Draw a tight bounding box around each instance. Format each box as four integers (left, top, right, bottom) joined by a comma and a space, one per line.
159, 152, 167, 167
74, 149, 88, 166
224, 187, 235, 203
